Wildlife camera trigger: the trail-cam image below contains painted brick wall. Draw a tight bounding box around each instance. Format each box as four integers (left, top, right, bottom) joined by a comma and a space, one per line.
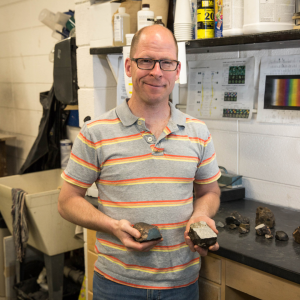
0, 0, 75, 174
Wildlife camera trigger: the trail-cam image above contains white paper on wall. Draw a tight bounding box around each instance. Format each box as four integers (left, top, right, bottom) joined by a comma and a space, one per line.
257, 55, 300, 124
186, 57, 255, 120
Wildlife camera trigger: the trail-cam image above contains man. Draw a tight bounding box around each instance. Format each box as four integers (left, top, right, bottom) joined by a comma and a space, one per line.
58, 25, 221, 300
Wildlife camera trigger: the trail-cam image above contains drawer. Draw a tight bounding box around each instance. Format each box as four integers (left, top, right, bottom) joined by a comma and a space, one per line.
87, 229, 97, 252
198, 277, 221, 300
88, 250, 98, 293
226, 260, 300, 300
199, 254, 222, 284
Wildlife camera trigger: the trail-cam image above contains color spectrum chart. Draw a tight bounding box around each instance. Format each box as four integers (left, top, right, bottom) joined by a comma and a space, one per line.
264, 75, 300, 110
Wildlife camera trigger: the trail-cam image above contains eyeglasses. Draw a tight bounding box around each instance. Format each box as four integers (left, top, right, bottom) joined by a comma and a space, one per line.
131, 58, 180, 71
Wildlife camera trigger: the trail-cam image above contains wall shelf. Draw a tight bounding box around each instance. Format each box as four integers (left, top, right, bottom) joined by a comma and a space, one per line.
90, 30, 300, 55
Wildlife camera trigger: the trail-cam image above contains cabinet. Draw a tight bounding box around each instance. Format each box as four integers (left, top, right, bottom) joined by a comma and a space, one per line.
199, 253, 300, 300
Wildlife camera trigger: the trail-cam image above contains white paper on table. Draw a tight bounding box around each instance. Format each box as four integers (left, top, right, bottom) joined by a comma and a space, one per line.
186, 57, 255, 120
257, 55, 300, 124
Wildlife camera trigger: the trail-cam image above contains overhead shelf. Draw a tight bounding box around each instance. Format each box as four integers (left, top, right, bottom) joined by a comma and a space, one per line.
90, 30, 300, 55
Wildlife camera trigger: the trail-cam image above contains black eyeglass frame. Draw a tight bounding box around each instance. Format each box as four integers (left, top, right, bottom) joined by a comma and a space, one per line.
131, 58, 180, 71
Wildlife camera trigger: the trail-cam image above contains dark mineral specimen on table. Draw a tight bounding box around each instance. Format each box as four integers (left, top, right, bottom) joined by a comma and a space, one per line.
239, 223, 250, 231
229, 224, 237, 230
293, 227, 300, 244
216, 221, 225, 228
255, 224, 272, 236
188, 221, 217, 249
226, 211, 250, 226
255, 206, 275, 228
275, 231, 289, 241
133, 222, 162, 242
238, 226, 249, 234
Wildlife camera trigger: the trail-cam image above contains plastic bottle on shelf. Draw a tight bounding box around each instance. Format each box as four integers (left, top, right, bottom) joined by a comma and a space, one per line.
114, 7, 130, 46
223, 0, 244, 37
155, 16, 165, 26
243, 0, 295, 34
137, 4, 155, 31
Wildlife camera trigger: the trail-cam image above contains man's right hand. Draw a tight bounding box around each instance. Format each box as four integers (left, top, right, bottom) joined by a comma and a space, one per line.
112, 219, 163, 252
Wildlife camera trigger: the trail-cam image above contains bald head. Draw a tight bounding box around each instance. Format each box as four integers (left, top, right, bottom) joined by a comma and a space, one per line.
130, 25, 178, 59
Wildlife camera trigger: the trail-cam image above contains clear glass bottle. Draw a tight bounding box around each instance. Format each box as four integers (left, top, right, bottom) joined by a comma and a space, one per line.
114, 7, 130, 46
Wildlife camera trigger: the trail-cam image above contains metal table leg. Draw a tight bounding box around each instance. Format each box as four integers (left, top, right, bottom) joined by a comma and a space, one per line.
44, 253, 64, 300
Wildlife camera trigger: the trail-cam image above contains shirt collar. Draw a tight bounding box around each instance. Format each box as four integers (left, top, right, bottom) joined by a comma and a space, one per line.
115, 99, 186, 128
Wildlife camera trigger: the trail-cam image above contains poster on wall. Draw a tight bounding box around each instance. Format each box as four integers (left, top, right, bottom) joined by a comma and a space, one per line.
186, 57, 255, 120
257, 55, 300, 124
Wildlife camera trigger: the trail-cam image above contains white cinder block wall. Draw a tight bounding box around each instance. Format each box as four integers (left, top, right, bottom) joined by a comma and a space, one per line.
0, 0, 75, 175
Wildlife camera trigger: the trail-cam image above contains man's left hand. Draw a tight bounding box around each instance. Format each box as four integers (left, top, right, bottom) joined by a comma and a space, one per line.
184, 214, 219, 256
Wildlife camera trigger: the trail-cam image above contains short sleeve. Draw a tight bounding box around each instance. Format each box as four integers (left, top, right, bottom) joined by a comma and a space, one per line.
61, 124, 100, 188
194, 127, 221, 185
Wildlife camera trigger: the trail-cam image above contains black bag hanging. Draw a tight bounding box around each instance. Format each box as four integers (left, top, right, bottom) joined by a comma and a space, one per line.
19, 85, 69, 174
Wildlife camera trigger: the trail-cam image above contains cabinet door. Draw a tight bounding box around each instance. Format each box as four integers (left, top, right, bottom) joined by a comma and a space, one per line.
199, 255, 222, 284
198, 277, 221, 300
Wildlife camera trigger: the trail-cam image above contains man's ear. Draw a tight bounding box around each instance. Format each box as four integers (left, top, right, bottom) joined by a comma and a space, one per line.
175, 62, 181, 82
125, 57, 132, 78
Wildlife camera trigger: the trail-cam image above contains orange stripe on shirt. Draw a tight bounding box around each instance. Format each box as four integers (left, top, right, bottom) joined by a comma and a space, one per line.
154, 220, 188, 230
94, 266, 199, 290
87, 118, 121, 128
97, 238, 188, 252
98, 197, 193, 208
61, 172, 91, 188
97, 177, 194, 186
96, 252, 199, 274
70, 152, 100, 172
198, 153, 216, 168
194, 170, 221, 185
186, 118, 205, 125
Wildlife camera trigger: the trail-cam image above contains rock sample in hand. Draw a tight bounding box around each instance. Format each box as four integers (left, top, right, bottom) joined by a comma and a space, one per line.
293, 227, 300, 244
133, 222, 162, 242
255, 206, 275, 228
226, 211, 250, 226
275, 231, 289, 241
255, 224, 272, 236
188, 221, 217, 249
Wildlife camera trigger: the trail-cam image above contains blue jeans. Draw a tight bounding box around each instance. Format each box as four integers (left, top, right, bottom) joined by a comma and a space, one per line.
93, 271, 199, 300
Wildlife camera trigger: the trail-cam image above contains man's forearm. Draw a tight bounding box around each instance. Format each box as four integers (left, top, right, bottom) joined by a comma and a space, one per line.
192, 191, 220, 219
58, 192, 117, 234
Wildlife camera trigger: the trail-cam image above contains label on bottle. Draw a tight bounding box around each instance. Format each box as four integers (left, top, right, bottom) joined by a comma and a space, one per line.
138, 15, 155, 30
114, 15, 122, 42
259, 0, 295, 23
197, 0, 215, 39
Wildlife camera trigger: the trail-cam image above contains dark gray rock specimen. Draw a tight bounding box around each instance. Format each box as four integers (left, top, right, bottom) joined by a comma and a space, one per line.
293, 227, 300, 244
226, 211, 250, 226
239, 223, 250, 231
133, 222, 162, 242
275, 231, 289, 241
255, 206, 275, 228
188, 221, 217, 249
229, 224, 237, 230
255, 224, 271, 236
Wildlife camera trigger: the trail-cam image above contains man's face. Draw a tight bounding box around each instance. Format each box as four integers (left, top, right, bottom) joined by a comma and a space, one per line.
125, 29, 181, 106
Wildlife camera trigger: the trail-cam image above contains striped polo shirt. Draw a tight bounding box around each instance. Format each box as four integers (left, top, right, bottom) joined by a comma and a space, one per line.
62, 99, 221, 289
